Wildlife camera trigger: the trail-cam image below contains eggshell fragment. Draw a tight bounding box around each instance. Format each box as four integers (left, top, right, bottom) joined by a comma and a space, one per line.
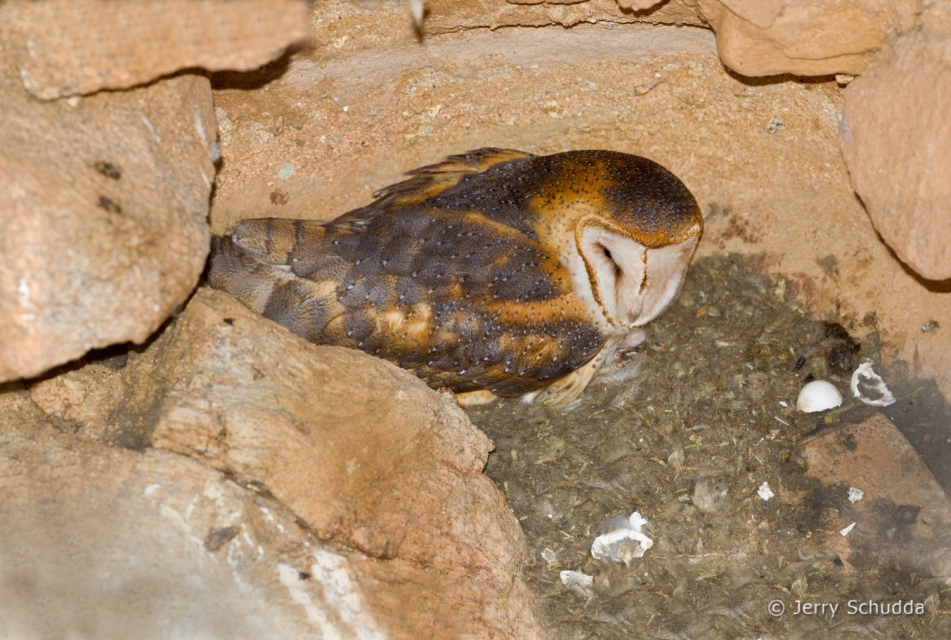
851, 361, 896, 407
796, 380, 843, 413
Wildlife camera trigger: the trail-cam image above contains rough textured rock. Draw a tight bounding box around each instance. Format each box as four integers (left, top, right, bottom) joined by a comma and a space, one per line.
310, 0, 703, 52
146, 289, 543, 638
0, 408, 387, 639
426, 0, 704, 31
0, 0, 308, 99
0, 66, 215, 384
210, 8, 951, 404
696, 0, 918, 76
801, 413, 951, 577
12, 288, 545, 639
839, 26, 951, 281
616, 0, 669, 10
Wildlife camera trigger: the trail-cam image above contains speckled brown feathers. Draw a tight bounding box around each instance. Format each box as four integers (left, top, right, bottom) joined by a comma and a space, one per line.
208, 149, 702, 404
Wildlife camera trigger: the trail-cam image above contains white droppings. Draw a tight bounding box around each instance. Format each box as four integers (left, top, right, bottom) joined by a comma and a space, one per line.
279, 563, 344, 638
757, 482, 775, 501
193, 108, 207, 143
17, 277, 31, 308
408, 0, 425, 29
276, 551, 389, 639
226, 540, 251, 593
560, 570, 594, 598
848, 487, 864, 503
140, 114, 161, 143
160, 504, 189, 533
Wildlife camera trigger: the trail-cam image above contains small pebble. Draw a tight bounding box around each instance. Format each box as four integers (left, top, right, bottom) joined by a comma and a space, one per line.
277, 162, 294, 179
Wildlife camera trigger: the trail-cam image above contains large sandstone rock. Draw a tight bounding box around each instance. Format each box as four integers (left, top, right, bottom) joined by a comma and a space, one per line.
311, 0, 703, 52
0, 408, 387, 639
839, 26, 951, 281
146, 289, 543, 638
0, 0, 308, 100
15, 288, 545, 639
696, 0, 918, 76
426, 0, 703, 31
801, 413, 951, 577
0, 68, 215, 383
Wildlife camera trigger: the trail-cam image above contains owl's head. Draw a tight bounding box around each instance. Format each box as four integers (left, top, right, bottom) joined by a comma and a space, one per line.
563, 151, 703, 329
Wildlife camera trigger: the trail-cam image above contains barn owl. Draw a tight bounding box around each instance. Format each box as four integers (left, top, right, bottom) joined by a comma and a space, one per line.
207, 149, 702, 407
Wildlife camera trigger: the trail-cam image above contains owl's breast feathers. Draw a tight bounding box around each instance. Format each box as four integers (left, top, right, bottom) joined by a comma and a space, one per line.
207, 148, 701, 398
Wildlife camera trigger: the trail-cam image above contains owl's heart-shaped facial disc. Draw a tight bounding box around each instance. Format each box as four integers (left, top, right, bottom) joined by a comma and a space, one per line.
576, 215, 699, 329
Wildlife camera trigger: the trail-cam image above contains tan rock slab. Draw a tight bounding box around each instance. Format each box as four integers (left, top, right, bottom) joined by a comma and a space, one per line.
0, 415, 385, 639
309, 0, 703, 53
840, 29, 951, 281
0, 0, 308, 99
14, 286, 544, 638
210, 23, 720, 230
0, 68, 215, 383
426, 0, 704, 31
800, 413, 951, 577
616, 0, 669, 11
142, 288, 543, 638
696, 0, 918, 76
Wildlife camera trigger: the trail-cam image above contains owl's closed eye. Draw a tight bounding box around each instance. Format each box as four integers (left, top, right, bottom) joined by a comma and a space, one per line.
207, 148, 702, 406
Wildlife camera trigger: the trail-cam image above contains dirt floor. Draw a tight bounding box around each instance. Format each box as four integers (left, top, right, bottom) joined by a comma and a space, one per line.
466, 254, 951, 639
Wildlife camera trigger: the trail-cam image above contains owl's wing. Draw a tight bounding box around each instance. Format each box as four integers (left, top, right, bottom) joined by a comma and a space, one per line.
222, 148, 536, 270
362, 148, 535, 209
208, 147, 612, 401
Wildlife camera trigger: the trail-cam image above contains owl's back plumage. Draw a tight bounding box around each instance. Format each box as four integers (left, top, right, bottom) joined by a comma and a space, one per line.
207, 149, 702, 404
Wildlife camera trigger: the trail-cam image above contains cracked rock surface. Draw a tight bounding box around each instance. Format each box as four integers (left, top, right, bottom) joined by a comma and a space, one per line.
2, 289, 544, 639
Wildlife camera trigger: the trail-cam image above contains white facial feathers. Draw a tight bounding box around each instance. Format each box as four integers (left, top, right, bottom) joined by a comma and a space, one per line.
576, 217, 698, 328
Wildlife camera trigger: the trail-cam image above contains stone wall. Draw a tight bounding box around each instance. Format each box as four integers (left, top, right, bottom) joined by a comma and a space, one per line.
0, 0, 948, 636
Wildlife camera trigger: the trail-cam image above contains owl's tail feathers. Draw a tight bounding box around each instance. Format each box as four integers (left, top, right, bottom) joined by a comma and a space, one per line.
229, 217, 330, 267
206, 234, 293, 315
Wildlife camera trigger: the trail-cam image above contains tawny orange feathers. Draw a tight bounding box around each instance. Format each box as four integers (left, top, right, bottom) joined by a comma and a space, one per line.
207, 149, 701, 405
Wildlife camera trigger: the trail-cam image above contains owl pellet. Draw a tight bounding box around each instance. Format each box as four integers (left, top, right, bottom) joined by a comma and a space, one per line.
560, 570, 594, 598
590, 511, 653, 567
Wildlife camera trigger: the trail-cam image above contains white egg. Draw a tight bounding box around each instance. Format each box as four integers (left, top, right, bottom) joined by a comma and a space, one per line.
796, 380, 843, 413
